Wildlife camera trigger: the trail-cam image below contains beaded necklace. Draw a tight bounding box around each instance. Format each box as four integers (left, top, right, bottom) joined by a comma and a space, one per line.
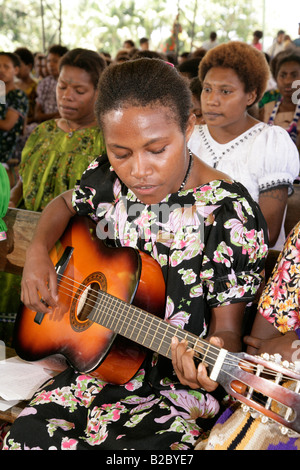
268, 97, 300, 145
65, 119, 97, 137
179, 150, 193, 190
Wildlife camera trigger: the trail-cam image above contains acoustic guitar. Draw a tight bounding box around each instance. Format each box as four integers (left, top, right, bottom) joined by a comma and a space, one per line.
14, 216, 300, 434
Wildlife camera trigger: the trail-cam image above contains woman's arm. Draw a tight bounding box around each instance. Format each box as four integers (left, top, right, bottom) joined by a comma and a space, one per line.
21, 190, 75, 314
34, 102, 59, 123
258, 186, 288, 246
9, 178, 23, 207
0, 108, 20, 131
244, 313, 299, 362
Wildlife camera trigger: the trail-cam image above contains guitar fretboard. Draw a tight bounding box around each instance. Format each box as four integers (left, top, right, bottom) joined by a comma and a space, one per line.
89, 288, 204, 360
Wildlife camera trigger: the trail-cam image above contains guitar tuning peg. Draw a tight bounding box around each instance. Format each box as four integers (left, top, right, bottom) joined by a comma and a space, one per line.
272, 353, 282, 363
261, 353, 270, 360
282, 360, 290, 368
294, 361, 300, 373
241, 404, 250, 413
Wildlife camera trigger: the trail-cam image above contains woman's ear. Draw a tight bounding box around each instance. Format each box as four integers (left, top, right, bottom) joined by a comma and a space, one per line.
247, 89, 258, 107
185, 112, 196, 142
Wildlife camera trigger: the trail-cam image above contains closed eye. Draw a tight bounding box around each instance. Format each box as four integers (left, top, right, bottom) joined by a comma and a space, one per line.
150, 146, 166, 155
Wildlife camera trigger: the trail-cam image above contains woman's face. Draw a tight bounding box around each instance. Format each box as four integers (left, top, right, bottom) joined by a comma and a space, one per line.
46, 53, 61, 78
276, 61, 300, 102
102, 105, 195, 204
201, 67, 257, 130
56, 65, 98, 124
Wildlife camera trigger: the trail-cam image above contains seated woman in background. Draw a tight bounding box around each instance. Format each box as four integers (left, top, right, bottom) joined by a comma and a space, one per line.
10, 48, 107, 211
14, 47, 37, 125
34, 44, 68, 124
196, 220, 300, 450
4, 58, 268, 450
188, 41, 299, 250
0, 52, 28, 168
2, 48, 107, 348
260, 49, 300, 154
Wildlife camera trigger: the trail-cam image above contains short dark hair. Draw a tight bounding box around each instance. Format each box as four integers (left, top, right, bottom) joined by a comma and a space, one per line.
273, 49, 300, 78
48, 44, 69, 57
139, 37, 149, 45
95, 58, 192, 133
199, 41, 270, 104
59, 48, 106, 89
178, 57, 202, 79
253, 30, 263, 40
0, 52, 20, 68
14, 47, 34, 66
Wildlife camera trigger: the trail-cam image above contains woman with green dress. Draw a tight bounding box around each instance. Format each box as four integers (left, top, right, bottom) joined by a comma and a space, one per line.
1, 49, 106, 345
10, 48, 107, 210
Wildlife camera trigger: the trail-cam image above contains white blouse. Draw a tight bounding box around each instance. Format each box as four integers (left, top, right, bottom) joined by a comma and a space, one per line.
188, 122, 300, 249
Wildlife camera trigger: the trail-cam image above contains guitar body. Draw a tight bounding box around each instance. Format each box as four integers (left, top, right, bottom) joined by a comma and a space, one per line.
14, 216, 166, 384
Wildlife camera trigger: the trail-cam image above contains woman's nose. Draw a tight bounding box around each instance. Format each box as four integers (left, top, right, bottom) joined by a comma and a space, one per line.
130, 154, 151, 178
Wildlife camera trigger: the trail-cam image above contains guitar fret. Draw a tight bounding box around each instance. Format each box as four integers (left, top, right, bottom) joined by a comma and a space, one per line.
124, 305, 140, 340
113, 300, 129, 335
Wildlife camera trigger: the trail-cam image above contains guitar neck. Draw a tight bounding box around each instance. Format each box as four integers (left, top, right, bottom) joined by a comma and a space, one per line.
88, 279, 300, 434
89, 289, 204, 361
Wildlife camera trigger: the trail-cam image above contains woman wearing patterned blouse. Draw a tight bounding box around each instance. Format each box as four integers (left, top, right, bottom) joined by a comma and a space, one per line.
188, 42, 299, 250
0, 52, 28, 164
196, 221, 300, 451
9, 49, 106, 211
4, 58, 268, 450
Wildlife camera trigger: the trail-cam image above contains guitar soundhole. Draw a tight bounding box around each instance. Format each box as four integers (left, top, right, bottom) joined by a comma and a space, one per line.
77, 282, 100, 322
70, 272, 107, 332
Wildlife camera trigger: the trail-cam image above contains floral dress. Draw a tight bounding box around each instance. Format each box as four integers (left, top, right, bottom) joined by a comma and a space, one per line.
4, 155, 268, 450
0, 89, 28, 163
257, 221, 300, 332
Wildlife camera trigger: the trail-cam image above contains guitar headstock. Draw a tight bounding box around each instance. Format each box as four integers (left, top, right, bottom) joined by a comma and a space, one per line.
215, 350, 300, 435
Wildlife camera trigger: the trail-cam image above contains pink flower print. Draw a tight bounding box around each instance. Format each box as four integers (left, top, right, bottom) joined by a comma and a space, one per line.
165, 296, 190, 329
61, 437, 78, 450
18, 407, 37, 418
113, 178, 122, 199
155, 389, 219, 423
232, 200, 247, 223
88, 160, 100, 170
200, 184, 213, 192
224, 218, 245, 246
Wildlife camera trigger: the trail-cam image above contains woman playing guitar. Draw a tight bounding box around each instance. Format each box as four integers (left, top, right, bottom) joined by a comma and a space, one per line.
4, 58, 268, 450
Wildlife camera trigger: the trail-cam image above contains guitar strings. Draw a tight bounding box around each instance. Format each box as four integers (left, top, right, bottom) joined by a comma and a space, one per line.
55, 273, 295, 382
47, 272, 297, 384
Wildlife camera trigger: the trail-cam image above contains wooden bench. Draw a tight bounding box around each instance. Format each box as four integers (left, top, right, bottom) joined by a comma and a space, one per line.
0, 208, 41, 424
0, 208, 40, 276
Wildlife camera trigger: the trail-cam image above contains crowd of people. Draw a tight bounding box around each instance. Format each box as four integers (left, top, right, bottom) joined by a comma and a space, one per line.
0, 24, 300, 451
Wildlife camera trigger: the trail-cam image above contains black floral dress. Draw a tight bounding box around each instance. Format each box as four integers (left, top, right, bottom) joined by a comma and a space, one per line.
4, 155, 268, 450
0, 89, 28, 163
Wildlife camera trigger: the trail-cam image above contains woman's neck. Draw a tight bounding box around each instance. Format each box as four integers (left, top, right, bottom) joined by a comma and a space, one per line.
4, 81, 16, 93
57, 116, 97, 134
207, 114, 258, 144
279, 96, 296, 113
